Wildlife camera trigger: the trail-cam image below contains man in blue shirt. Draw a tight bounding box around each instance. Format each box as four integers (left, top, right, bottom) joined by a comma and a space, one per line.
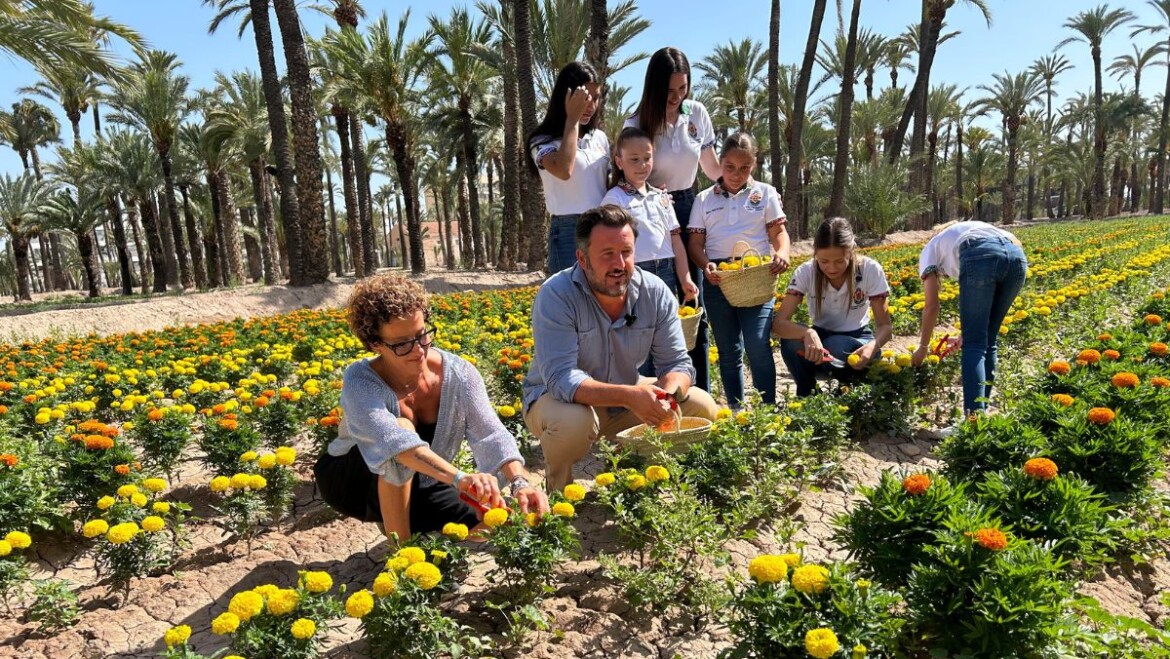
523, 205, 718, 492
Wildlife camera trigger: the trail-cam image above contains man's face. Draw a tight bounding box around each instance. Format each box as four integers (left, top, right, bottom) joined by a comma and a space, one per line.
578, 224, 636, 299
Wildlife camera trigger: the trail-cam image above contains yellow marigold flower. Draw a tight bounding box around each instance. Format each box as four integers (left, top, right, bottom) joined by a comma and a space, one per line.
778, 553, 802, 569
1077, 349, 1101, 364
496, 405, 516, 418
106, 522, 139, 545
82, 519, 109, 538
404, 561, 442, 590
852, 643, 868, 659
152, 501, 171, 514
266, 588, 300, 616
552, 502, 576, 518
247, 474, 267, 490
373, 571, 397, 597
645, 465, 670, 483
926, 354, 940, 365
346, 589, 375, 618
274, 447, 297, 466
1087, 407, 1116, 425
240, 450, 258, 462
1111, 372, 1140, 389
96, 495, 116, 510
627, 473, 648, 490
563, 483, 586, 502
1023, 458, 1058, 481
386, 556, 409, 573
396, 546, 426, 565
142, 478, 167, 493
441, 522, 469, 541
483, 507, 509, 529
747, 555, 788, 583
595, 472, 616, 487
210, 476, 231, 493
902, 473, 931, 496
301, 571, 333, 593
257, 454, 277, 470
141, 516, 166, 533
116, 484, 138, 499
163, 624, 191, 648
855, 579, 871, 593
895, 353, 912, 367
228, 590, 264, 621
791, 564, 831, 595
715, 407, 732, 420
4, 531, 31, 549
735, 410, 750, 426
1102, 349, 1121, 360
0, 540, 10, 557
430, 549, 448, 564
973, 527, 1009, 551
130, 493, 148, 508
290, 618, 316, 640
211, 611, 240, 635
1051, 393, 1074, 407
804, 627, 840, 659
230, 473, 250, 489
253, 583, 280, 599
525, 512, 540, 527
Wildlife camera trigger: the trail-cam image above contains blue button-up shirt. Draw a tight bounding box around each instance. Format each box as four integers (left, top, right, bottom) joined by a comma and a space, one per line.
522, 264, 696, 411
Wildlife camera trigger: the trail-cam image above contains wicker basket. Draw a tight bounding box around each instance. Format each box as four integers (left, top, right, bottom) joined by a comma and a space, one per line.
614, 415, 713, 456
717, 241, 778, 307
678, 304, 704, 351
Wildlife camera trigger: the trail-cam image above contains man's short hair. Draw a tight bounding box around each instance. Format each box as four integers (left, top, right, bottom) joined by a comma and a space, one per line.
575, 204, 639, 253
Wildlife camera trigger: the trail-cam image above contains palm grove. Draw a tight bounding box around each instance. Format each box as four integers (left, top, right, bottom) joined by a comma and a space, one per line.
0, 0, 1166, 302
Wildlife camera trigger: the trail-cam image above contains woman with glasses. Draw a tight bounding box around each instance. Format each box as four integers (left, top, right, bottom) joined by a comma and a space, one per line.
314, 274, 548, 541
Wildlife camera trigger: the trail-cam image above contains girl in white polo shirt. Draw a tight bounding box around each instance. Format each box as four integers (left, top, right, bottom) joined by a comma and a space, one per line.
687, 133, 791, 407
528, 61, 609, 275
772, 217, 893, 397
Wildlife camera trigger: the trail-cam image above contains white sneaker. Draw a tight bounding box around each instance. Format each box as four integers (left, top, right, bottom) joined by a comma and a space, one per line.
922, 424, 959, 440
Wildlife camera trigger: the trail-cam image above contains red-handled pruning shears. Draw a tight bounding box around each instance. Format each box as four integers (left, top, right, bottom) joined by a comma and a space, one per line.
796, 347, 836, 364
458, 492, 491, 514
655, 389, 681, 411
932, 334, 962, 358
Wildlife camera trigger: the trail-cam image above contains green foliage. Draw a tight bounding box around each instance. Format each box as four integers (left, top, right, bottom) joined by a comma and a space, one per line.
211, 482, 271, 546
486, 500, 578, 602
844, 160, 929, 238
1061, 597, 1170, 658
224, 580, 344, 659
0, 436, 63, 533
198, 416, 261, 476
130, 407, 194, 479
786, 394, 850, 452
52, 433, 138, 512
937, 413, 1049, 483
22, 578, 80, 633
0, 551, 30, 611
252, 392, 304, 449
1048, 413, 1162, 497
358, 568, 491, 659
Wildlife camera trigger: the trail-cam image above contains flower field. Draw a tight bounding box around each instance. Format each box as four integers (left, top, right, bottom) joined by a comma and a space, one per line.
1, 217, 1170, 658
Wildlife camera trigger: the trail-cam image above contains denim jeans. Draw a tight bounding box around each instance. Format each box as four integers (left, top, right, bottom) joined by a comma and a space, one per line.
637, 258, 681, 378
779, 326, 875, 397
547, 214, 581, 276
671, 187, 710, 391
958, 236, 1028, 412
704, 277, 776, 407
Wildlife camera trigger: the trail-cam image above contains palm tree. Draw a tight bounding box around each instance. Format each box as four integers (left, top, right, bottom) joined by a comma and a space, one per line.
98, 130, 168, 293
40, 186, 105, 297
0, 100, 60, 179
0, 0, 139, 76
476, 0, 521, 270
0, 173, 53, 300
1059, 4, 1137, 218
1134, 0, 1170, 213
784, 0, 828, 239
696, 38, 767, 131
529, 0, 649, 97
1029, 54, 1074, 135
19, 62, 101, 147
768, 0, 782, 188
1108, 43, 1163, 97
973, 71, 1044, 223
108, 50, 199, 289
182, 111, 246, 286
882, 36, 914, 90
827, 0, 863, 219
429, 7, 495, 268
585, 0, 609, 94
925, 84, 962, 221
271, 0, 329, 284
514, 0, 545, 269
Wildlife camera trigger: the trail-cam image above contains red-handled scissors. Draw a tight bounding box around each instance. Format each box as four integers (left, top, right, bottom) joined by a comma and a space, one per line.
458, 492, 491, 514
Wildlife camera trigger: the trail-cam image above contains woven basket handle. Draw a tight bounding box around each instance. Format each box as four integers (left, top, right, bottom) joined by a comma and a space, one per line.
731, 240, 764, 264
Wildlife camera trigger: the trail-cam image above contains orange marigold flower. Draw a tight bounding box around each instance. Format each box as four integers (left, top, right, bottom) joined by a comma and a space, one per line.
262, 389, 276, 398
1111, 372, 1140, 389
219, 419, 239, 431
1023, 457, 1058, 481
211, 404, 227, 415
1145, 314, 1163, 326
1151, 342, 1168, 356
147, 409, 165, 422
1097, 333, 1113, 341
1087, 407, 1116, 425
0, 453, 18, 467
0, 405, 7, 415
902, 473, 931, 496
254, 396, 270, 408
1077, 349, 1101, 364
320, 416, 340, 428
1051, 393, 1074, 407
973, 527, 1009, 551
114, 464, 131, 476
1047, 360, 1071, 375
1151, 377, 1170, 388
279, 391, 294, 401
84, 435, 114, 450
1103, 349, 1121, 361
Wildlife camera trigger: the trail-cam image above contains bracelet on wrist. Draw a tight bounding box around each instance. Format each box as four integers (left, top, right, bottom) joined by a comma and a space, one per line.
452, 470, 467, 488
509, 476, 532, 496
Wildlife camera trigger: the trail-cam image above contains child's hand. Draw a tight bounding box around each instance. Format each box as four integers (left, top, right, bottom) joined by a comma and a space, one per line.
703, 262, 722, 285
680, 275, 698, 301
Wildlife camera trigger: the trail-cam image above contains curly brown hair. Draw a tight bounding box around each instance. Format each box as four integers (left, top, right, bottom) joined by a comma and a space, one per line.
346, 274, 429, 350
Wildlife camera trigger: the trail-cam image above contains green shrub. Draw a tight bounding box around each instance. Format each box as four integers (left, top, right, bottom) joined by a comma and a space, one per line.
936, 413, 1049, 483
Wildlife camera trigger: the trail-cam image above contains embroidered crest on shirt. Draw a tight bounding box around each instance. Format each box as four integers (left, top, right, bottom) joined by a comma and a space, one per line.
687, 120, 699, 143
852, 288, 866, 307
747, 188, 764, 208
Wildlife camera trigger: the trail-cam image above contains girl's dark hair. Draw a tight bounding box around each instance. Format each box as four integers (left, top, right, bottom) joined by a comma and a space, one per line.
608, 126, 653, 189
526, 61, 602, 174
721, 132, 758, 158
811, 217, 859, 318
633, 47, 691, 139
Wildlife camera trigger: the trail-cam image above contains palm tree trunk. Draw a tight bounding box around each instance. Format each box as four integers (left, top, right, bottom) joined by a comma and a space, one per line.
350, 113, 378, 273
138, 198, 169, 293
955, 120, 964, 218
1026, 171, 1036, 220
107, 196, 134, 295
1155, 51, 1170, 214
1003, 125, 1019, 224
249, 161, 278, 285
442, 187, 457, 270
459, 102, 486, 268
335, 109, 364, 277
179, 185, 207, 289
457, 168, 474, 270
498, 3, 521, 271
1091, 47, 1106, 220
77, 231, 100, 298
92, 104, 101, 138
395, 190, 408, 271
68, 111, 82, 149
768, 0, 782, 189
272, 0, 328, 285
827, 0, 861, 219
324, 160, 344, 277
784, 0, 828, 238
514, 0, 548, 269
1130, 162, 1141, 212
248, 0, 302, 284
35, 235, 51, 291
213, 170, 245, 285
386, 123, 425, 273
888, 0, 943, 172
240, 206, 263, 282
204, 181, 224, 288
432, 187, 447, 266
126, 203, 150, 294
12, 234, 32, 301
585, 0, 609, 93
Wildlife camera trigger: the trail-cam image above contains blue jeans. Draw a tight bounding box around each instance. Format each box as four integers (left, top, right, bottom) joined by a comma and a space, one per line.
705, 278, 776, 407
958, 236, 1028, 412
637, 258, 680, 378
671, 187, 710, 391
547, 214, 580, 276
780, 327, 875, 397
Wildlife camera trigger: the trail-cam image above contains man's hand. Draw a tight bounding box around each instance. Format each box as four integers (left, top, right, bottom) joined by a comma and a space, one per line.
703, 262, 722, 285
629, 382, 672, 427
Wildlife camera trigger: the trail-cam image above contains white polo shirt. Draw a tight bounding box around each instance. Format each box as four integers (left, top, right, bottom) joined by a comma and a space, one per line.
787, 257, 890, 332
601, 181, 679, 262
530, 128, 610, 215
688, 179, 786, 259
624, 100, 716, 192
919, 221, 1011, 279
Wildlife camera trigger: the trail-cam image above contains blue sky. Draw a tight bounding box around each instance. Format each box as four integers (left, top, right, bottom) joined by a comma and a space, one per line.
1, 0, 1165, 179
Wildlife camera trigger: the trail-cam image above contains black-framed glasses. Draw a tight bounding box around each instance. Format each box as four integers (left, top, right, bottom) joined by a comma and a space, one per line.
377, 325, 437, 356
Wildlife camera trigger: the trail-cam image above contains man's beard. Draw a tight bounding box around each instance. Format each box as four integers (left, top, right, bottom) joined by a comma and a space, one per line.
584, 257, 629, 298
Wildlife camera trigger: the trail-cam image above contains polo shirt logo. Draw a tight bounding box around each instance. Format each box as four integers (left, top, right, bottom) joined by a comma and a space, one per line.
747, 189, 763, 208
852, 288, 866, 305
688, 121, 699, 142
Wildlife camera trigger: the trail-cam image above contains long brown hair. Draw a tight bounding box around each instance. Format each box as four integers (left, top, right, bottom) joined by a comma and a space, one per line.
811, 217, 858, 318
633, 47, 691, 139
